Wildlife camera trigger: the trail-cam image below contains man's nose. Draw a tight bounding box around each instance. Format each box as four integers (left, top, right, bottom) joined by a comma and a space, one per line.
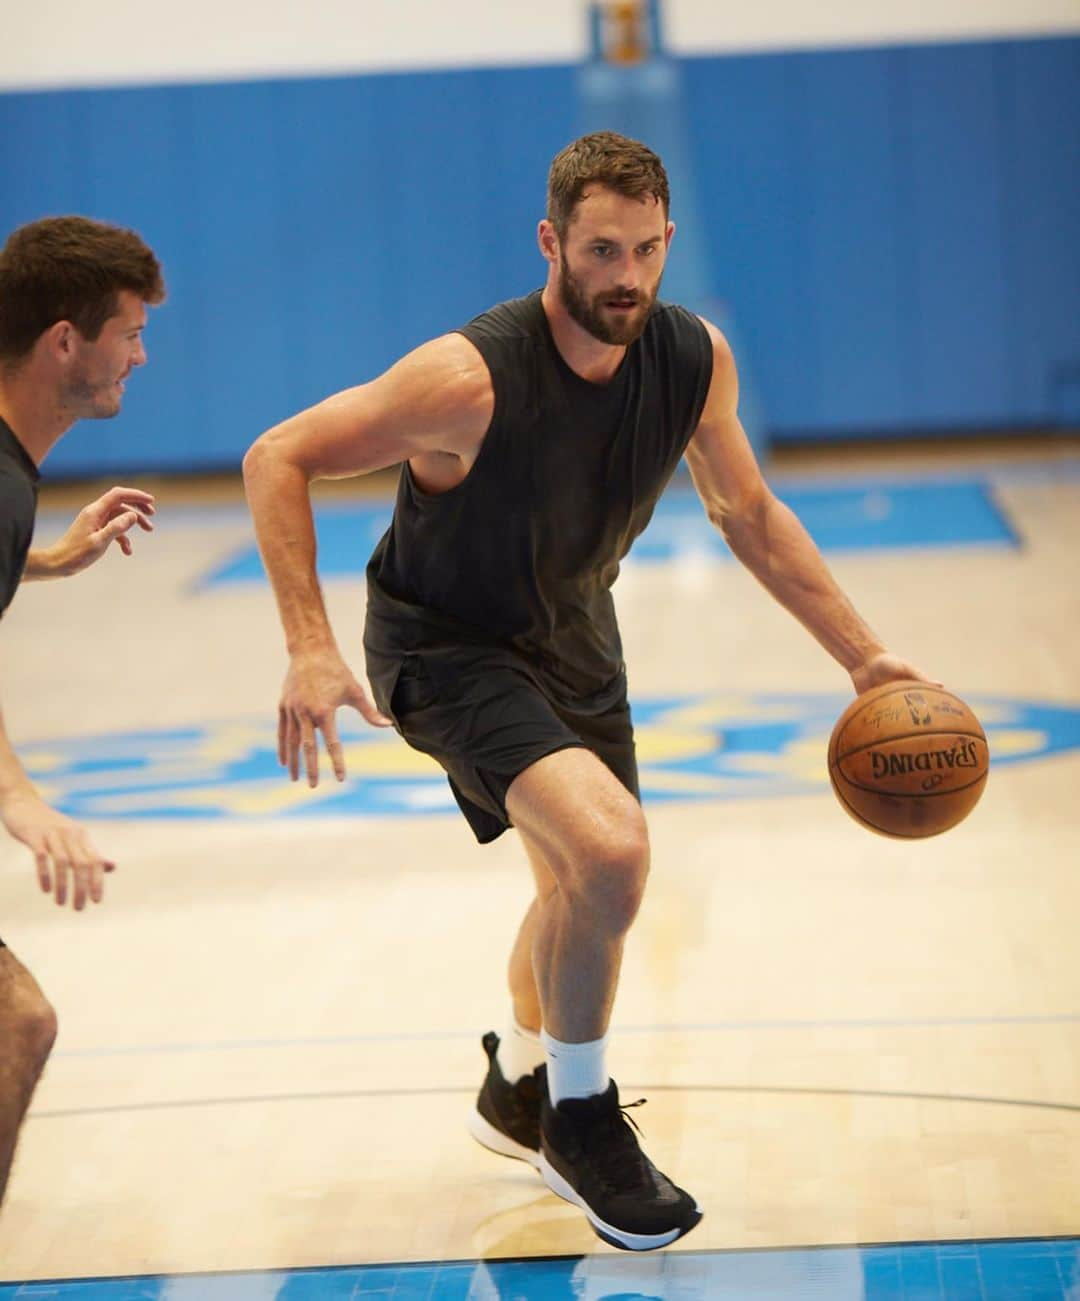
613, 256, 640, 290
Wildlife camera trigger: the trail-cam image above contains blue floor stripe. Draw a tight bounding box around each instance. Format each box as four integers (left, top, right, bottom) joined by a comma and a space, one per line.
4, 1239, 1078, 1299
200, 478, 1017, 585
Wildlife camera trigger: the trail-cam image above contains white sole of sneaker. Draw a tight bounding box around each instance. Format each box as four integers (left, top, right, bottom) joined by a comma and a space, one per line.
467, 1109, 542, 1169
538, 1153, 700, 1251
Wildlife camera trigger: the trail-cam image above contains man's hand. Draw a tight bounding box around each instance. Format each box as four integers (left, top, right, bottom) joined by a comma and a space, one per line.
0, 790, 115, 910
279, 648, 392, 787
25, 487, 155, 579
851, 652, 943, 696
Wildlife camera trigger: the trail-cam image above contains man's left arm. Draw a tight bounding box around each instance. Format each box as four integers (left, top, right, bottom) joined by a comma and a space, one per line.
686, 321, 934, 695
23, 486, 155, 580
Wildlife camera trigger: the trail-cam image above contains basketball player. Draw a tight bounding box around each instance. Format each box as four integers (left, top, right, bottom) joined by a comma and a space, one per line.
244, 132, 930, 1251
0, 216, 165, 1208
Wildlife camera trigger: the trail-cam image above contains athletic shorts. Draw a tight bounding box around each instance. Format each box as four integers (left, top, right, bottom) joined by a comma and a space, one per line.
386, 653, 639, 844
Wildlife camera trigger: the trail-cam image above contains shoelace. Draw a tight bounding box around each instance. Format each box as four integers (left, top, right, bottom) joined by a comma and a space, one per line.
589, 1097, 651, 1194
620, 1097, 647, 1134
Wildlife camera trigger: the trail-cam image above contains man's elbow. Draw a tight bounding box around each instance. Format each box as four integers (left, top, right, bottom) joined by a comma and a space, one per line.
242, 425, 299, 490
711, 487, 772, 550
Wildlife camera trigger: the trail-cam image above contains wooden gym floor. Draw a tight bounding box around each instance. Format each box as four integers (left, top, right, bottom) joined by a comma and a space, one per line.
0, 437, 1077, 1296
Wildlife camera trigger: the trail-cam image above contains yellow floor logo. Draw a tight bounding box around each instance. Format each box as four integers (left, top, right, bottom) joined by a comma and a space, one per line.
21, 694, 1077, 819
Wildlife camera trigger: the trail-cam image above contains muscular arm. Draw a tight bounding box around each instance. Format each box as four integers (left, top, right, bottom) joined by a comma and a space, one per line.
242, 331, 493, 783
243, 331, 493, 655
686, 321, 925, 690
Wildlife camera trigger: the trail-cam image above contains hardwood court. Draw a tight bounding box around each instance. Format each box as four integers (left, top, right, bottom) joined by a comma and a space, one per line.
0, 439, 1077, 1281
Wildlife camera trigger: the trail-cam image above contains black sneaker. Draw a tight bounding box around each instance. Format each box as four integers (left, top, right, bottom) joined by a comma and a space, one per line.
539, 1080, 702, 1251
467, 1030, 543, 1169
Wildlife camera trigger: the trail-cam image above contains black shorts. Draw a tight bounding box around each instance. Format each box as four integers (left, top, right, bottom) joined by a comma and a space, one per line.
386, 653, 639, 844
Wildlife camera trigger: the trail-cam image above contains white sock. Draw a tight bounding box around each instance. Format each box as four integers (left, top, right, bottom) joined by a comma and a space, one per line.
496, 1017, 545, 1085
541, 1029, 610, 1105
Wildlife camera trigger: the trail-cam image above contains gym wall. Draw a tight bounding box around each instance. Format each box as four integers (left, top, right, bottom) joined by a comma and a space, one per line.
2, 1, 1077, 472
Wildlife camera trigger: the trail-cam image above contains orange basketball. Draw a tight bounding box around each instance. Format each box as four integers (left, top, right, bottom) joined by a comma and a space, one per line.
828, 680, 989, 839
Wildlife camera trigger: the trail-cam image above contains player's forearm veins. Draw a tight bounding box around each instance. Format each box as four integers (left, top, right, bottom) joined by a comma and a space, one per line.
723, 494, 885, 671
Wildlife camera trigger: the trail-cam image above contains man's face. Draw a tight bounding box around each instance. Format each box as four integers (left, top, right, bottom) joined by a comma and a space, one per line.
65, 289, 148, 419
555, 186, 673, 346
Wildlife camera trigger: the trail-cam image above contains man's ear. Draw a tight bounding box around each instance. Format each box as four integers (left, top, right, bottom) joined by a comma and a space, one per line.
43, 319, 79, 362
537, 219, 559, 266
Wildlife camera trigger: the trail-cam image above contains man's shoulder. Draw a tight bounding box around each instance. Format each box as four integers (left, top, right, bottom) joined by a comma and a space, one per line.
458, 290, 544, 344
643, 298, 714, 366
647, 297, 707, 335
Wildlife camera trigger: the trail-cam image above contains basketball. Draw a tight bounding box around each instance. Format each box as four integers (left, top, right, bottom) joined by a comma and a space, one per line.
828, 680, 989, 839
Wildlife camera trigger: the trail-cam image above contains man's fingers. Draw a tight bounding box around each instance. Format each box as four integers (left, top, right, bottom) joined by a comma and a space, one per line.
105, 511, 140, 538
72, 861, 89, 912
278, 706, 288, 767
88, 859, 106, 905
35, 848, 51, 895
284, 711, 301, 782
300, 719, 320, 788
349, 684, 393, 728
322, 716, 346, 783
98, 486, 156, 514
52, 848, 69, 907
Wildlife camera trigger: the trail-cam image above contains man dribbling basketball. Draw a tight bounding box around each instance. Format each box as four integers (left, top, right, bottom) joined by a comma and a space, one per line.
243, 131, 932, 1250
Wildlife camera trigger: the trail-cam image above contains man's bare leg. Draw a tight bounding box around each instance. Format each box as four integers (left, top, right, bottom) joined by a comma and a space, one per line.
0, 946, 58, 1207
505, 747, 649, 1046
506, 834, 558, 1035
501, 747, 700, 1250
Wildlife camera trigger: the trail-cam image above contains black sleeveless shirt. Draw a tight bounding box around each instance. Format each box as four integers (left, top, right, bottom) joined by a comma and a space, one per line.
364, 290, 713, 706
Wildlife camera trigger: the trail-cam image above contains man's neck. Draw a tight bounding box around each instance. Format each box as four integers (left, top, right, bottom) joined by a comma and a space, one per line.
541, 284, 627, 386
0, 370, 75, 467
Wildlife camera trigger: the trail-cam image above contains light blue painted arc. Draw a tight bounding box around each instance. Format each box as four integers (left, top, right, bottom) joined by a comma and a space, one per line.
1, 1238, 1078, 1299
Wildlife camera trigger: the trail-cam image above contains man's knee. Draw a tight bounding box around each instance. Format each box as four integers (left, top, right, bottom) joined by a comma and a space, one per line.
570, 814, 651, 933
20, 995, 58, 1072
1, 958, 58, 1078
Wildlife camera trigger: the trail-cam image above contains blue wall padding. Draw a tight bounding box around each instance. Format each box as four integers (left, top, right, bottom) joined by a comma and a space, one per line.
1, 37, 1076, 474
683, 36, 1080, 441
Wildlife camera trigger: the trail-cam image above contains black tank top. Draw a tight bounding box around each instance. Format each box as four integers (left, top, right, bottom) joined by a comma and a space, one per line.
364, 290, 713, 705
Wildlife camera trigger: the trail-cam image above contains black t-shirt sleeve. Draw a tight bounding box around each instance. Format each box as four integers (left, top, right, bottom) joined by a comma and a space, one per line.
0, 473, 36, 619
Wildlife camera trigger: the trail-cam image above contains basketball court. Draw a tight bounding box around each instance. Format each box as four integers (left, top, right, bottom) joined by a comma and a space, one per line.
0, 438, 1076, 1297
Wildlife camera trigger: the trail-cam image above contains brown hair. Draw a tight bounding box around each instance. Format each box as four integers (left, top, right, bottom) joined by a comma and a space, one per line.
0, 215, 166, 364
547, 131, 670, 238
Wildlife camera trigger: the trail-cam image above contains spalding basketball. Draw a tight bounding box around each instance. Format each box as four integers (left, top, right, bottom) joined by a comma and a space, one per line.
828, 681, 989, 839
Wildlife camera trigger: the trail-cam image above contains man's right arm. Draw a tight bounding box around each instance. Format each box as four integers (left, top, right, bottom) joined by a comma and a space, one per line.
242, 332, 493, 786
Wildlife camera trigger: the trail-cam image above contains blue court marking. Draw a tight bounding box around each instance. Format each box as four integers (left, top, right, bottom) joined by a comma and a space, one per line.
2, 1238, 1078, 1299
200, 477, 1016, 585
20, 692, 1079, 819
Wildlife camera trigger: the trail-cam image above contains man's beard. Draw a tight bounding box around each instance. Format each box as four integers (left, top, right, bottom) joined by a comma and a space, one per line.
65, 366, 123, 419
558, 252, 658, 346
